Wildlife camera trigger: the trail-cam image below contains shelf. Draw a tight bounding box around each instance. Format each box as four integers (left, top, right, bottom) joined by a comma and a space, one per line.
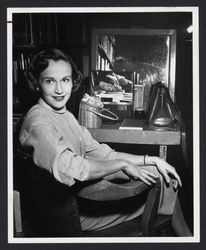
98, 44, 113, 67
92, 30, 115, 71
13, 43, 88, 51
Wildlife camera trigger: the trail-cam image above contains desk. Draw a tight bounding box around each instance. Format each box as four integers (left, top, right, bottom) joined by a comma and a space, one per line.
88, 121, 181, 160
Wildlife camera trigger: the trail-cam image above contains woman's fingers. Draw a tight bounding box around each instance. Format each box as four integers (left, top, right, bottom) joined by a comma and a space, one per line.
139, 175, 152, 185
140, 170, 158, 183
164, 161, 182, 187
167, 167, 182, 187
172, 179, 178, 189
161, 170, 171, 184
141, 169, 159, 179
155, 158, 183, 187
138, 169, 159, 185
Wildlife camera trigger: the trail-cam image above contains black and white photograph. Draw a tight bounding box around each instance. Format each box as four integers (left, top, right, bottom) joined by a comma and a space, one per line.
5, 6, 200, 245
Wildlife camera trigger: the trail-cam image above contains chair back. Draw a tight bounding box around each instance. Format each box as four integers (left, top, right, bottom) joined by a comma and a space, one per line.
16, 149, 82, 237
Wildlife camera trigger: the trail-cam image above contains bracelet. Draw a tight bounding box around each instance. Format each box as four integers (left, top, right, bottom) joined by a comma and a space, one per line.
144, 155, 149, 165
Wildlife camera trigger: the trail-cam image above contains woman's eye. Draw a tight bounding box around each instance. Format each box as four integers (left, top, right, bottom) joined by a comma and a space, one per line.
44, 79, 53, 84
63, 78, 72, 83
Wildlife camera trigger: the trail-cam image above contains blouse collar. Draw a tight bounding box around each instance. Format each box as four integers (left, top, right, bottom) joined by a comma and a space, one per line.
38, 98, 66, 114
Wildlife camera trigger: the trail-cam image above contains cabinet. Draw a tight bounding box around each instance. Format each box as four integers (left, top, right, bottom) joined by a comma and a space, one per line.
12, 13, 89, 116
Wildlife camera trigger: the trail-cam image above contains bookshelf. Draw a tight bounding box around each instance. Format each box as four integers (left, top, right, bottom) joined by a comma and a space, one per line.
12, 13, 89, 116
13, 13, 86, 46
92, 31, 115, 71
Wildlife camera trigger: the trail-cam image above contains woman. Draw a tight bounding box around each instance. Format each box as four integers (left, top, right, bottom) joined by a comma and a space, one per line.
19, 48, 191, 236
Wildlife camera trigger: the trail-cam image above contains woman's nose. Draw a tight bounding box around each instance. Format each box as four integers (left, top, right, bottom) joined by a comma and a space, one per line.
55, 81, 63, 94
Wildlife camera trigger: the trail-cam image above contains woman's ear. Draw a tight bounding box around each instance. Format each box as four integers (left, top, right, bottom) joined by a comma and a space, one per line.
72, 71, 83, 92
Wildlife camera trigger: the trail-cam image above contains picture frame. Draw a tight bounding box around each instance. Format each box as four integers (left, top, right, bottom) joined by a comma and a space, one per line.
0, 1, 204, 249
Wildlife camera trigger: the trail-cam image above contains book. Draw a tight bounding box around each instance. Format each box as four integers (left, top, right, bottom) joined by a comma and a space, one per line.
119, 119, 146, 130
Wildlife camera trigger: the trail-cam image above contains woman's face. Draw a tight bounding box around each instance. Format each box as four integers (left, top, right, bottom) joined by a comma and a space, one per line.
38, 59, 73, 111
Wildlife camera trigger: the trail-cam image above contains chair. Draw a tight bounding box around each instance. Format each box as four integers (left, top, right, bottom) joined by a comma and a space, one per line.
13, 147, 172, 237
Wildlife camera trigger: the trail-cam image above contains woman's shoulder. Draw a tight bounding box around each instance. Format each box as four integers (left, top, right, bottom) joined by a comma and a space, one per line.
19, 104, 52, 145
23, 103, 51, 128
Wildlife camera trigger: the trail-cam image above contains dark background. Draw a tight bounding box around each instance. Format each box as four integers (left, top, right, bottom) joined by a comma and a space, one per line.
0, 0, 205, 250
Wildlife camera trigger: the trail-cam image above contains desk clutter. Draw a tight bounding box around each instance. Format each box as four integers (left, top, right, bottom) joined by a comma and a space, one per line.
78, 82, 188, 165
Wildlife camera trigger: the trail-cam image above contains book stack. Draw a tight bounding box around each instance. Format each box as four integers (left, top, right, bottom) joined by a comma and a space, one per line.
119, 119, 146, 130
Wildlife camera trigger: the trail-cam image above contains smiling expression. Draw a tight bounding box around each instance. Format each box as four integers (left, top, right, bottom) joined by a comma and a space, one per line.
38, 59, 73, 111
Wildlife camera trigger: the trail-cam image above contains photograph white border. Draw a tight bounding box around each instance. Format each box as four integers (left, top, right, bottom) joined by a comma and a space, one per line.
7, 6, 200, 244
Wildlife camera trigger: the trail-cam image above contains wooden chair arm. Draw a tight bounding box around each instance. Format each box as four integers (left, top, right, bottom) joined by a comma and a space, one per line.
77, 178, 162, 236
76, 178, 151, 201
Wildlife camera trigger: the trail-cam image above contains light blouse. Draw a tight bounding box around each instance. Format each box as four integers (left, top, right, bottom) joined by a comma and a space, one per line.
19, 98, 118, 187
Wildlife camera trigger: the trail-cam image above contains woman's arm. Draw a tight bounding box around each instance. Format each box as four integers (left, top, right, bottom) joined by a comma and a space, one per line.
81, 126, 181, 186
86, 158, 159, 186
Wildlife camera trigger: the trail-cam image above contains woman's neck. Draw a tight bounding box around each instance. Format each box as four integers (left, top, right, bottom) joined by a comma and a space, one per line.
38, 98, 67, 114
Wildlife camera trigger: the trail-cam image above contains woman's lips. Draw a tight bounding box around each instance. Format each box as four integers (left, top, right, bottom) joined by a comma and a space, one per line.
53, 96, 65, 101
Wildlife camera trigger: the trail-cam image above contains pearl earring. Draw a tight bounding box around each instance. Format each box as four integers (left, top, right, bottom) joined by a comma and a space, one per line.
36, 87, 39, 92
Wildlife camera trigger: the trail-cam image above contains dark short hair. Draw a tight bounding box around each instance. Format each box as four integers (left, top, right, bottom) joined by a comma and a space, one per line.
25, 48, 82, 92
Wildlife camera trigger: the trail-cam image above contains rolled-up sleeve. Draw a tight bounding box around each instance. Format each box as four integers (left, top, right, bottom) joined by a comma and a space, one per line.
20, 123, 90, 187
81, 126, 118, 160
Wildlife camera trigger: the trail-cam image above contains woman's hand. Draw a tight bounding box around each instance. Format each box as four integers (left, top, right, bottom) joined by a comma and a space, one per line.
122, 161, 159, 186
150, 156, 182, 187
